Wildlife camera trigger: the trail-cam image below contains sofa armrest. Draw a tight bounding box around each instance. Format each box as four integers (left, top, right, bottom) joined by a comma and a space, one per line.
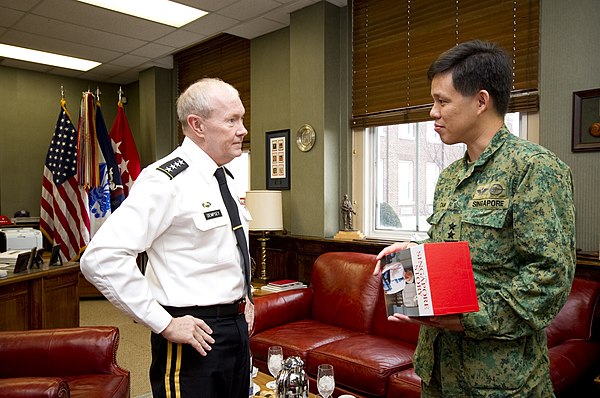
253, 288, 313, 334
0, 377, 70, 398
0, 326, 129, 378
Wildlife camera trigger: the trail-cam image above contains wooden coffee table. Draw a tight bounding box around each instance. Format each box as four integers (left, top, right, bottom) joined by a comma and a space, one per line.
253, 371, 318, 397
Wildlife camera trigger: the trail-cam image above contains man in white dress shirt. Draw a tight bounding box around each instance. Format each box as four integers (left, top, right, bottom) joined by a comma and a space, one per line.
81, 78, 254, 398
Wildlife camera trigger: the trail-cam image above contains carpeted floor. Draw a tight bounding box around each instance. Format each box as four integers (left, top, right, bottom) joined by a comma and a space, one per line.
79, 298, 152, 398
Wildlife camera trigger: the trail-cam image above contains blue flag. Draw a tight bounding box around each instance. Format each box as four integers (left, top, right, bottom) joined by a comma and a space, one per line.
96, 102, 125, 211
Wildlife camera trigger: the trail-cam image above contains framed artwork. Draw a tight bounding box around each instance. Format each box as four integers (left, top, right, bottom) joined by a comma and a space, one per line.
50, 244, 63, 266
266, 129, 290, 190
14, 251, 31, 273
572, 88, 600, 152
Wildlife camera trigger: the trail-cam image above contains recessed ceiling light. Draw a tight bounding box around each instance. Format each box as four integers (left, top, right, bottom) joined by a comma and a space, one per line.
0, 44, 101, 71
77, 0, 208, 28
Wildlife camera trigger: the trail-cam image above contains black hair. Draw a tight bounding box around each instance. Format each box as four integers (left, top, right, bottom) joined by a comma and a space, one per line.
427, 40, 512, 116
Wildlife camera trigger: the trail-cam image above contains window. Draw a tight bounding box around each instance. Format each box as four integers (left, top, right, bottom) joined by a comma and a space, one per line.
228, 151, 251, 198
359, 113, 525, 240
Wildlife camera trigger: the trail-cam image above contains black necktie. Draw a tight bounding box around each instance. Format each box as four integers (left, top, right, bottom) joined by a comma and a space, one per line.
214, 167, 253, 303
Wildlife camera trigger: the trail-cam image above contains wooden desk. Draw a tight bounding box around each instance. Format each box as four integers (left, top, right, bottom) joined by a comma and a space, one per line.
0, 261, 80, 330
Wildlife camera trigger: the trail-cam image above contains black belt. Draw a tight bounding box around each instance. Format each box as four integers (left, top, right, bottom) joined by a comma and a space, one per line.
163, 298, 246, 318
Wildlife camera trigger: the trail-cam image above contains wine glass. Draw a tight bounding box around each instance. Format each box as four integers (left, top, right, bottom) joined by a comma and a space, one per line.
317, 364, 335, 398
266, 346, 283, 390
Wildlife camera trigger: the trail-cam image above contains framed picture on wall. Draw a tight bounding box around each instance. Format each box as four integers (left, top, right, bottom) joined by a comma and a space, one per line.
265, 129, 291, 190
572, 88, 600, 152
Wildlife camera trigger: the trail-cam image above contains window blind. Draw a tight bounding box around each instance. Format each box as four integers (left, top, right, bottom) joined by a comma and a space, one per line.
352, 0, 539, 127
174, 34, 251, 148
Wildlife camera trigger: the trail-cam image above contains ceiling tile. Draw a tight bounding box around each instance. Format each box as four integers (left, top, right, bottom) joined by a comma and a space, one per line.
182, 12, 239, 35
176, 0, 239, 13
218, 0, 282, 21
0, 0, 347, 83
154, 29, 208, 48
130, 42, 176, 59
109, 54, 152, 68
1, 30, 122, 62
0, 0, 40, 12
0, 58, 53, 72
14, 14, 148, 53
33, 0, 175, 41
0, 6, 24, 27
226, 17, 286, 40
148, 56, 174, 69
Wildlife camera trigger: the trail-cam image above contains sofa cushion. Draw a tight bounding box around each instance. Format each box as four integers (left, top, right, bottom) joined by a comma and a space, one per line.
307, 334, 416, 397
311, 252, 380, 334
0, 377, 70, 398
253, 288, 313, 334
548, 339, 600, 395
371, 287, 421, 344
251, 319, 362, 367
546, 277, 600, 348
387, 368, 422, 398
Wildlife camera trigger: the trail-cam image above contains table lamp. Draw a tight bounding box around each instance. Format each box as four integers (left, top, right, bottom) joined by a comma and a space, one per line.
245, 190, 283, 283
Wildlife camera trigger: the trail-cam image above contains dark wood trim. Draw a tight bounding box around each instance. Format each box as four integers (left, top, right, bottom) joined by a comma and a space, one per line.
249, 233, 389, 283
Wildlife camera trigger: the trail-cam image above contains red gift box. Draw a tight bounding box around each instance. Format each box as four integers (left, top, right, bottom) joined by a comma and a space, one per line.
381, 241, 479, 316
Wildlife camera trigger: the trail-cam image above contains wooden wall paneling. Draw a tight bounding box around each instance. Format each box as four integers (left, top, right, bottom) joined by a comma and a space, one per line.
249, 233, 388, 284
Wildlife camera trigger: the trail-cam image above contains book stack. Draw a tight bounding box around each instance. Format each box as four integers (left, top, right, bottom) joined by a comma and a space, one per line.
261, 279, 307, 293
0, 249, 30, 265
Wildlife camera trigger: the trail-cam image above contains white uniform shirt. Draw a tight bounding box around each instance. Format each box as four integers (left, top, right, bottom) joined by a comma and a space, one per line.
80, 138, 250, 334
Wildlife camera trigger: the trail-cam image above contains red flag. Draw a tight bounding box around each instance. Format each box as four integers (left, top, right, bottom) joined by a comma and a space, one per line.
109, 101, 140, 196
40, 99, 90, 263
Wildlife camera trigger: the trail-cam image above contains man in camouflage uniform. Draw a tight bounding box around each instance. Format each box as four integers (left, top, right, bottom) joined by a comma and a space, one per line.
375, 40, 576, 397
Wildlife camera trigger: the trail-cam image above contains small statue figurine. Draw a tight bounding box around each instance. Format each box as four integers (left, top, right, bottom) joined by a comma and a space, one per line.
340, 194, 356, 231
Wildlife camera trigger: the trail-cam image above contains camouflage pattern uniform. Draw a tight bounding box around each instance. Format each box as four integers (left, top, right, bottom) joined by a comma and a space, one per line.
416, 126, 576, 397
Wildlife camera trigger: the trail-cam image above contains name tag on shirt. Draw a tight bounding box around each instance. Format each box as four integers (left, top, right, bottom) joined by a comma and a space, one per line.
204, 210, 223, 220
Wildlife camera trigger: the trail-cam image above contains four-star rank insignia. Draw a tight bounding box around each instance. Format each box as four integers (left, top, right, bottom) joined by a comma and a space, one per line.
157, 157, 189, 179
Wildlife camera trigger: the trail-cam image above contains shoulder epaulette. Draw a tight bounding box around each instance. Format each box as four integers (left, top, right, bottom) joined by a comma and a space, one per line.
156, 157, 189, 179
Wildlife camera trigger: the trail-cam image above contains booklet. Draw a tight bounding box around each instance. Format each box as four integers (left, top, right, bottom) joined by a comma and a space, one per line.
261, 279, 307, 292
381, 241, 479, 317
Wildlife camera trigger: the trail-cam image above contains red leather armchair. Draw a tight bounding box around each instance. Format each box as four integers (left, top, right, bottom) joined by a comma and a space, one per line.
0, 326, 130, 398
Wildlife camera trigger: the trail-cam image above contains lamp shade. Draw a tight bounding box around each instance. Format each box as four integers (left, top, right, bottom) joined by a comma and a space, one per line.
245, 190, 283, 231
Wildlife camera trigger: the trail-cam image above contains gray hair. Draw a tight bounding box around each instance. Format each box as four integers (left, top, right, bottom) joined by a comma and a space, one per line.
176, 78, 240, 124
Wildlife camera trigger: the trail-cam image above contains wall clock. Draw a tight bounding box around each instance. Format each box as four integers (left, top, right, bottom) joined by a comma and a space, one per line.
296, 124, 316, 152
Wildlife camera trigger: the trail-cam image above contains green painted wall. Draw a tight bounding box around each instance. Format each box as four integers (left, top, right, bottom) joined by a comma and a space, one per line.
250, 1, 350, 237
0, 66, 129, 217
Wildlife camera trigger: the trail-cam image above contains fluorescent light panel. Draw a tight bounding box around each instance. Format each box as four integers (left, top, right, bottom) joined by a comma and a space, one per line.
77, 0, 208, 27
0, 44, 101, 71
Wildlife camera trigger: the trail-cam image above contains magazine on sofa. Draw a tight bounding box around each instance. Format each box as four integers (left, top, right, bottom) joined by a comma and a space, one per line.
380, 241, 479, 317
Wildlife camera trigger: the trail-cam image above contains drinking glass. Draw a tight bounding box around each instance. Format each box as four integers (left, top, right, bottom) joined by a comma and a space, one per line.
317, 364, 335, 398
266, 345, 283, 390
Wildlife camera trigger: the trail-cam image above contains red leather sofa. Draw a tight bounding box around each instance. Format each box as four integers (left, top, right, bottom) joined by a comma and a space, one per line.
0, 326, 130, 398
251, 252, 600, 397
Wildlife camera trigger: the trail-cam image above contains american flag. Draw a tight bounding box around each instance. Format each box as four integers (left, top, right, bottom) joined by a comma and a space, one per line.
40, 99, 90, 263
110, 101, 140, 196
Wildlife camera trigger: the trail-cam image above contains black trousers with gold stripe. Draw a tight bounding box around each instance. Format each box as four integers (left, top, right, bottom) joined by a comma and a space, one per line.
150, 313, 250, 398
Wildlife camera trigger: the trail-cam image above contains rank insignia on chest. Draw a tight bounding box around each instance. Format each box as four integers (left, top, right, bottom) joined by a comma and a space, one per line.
204, 209, 223, 220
